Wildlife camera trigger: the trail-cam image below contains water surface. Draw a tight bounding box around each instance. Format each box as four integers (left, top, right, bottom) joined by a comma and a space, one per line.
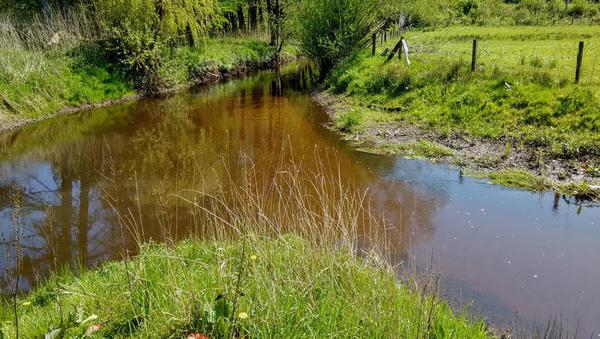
1, 65, 599, 334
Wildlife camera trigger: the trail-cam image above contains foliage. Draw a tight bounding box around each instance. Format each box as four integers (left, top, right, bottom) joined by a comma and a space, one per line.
294, 0, 384, 75
325, 25, 600, 160
0, 236, 490, 337
391, 0, 600, 26
0, 33, 278, 118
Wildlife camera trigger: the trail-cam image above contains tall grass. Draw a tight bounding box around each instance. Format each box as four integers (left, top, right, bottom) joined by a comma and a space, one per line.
0, 148, 490, 337
109, 146, 388, 252
0, 8, 103, 53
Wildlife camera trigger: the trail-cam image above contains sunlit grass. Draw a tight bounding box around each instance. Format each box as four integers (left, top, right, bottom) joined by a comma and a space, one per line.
326, 25, 600, 159
0, 236, 490, 338
0, 152, 490, 337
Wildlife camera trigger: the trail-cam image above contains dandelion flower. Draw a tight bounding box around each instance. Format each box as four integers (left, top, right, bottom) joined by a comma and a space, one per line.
238, 312, 249, 319
250, 255, 257, 261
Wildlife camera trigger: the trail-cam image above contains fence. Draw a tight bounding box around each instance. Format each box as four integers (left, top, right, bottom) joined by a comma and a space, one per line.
370, 26, 600, 86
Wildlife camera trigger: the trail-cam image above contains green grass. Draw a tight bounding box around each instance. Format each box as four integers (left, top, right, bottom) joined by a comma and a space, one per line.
0, 235, 489, 338
326, 25, 600, 160
365, 140, 455, 160
0, 47, 135, 119
488, 168, 551, 191
0, 36, 286, 121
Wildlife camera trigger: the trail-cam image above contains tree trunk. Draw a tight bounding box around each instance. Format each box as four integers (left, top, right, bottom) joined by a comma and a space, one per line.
237, 4, 246, 32
226, 12, 238, 32
78, 175, 90, 266
249, 0, 258, 31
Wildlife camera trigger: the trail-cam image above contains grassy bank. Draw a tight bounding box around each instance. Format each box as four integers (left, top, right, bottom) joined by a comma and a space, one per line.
0, 35, 292, 130
321, 25, 600, 198
0, 235, 488, 338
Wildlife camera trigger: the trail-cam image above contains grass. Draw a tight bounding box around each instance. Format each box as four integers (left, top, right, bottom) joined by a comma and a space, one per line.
488, 168, 551, 191
0, 13, 293, 122
0, 235, 489, 338
0, 151, 490, 337
326, 25, 600, 160
363, 140, 454, 160
0, 38, 282, 120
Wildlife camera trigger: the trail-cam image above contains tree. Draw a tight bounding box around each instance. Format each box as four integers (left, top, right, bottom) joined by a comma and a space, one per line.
294, 0, 384, 75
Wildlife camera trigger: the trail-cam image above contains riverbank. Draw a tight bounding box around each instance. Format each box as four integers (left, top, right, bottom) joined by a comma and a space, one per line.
0, 235, 489, 337
319, 26, 600, 200
0, 37, 297, 133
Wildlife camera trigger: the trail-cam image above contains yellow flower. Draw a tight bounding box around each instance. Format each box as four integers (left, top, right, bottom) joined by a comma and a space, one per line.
238, 312, 249, 319
22, 301, 31, 306
250, 255, 257, 261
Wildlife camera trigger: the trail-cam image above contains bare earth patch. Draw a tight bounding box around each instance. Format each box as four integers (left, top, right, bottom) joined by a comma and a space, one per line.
313, 91, 600, 201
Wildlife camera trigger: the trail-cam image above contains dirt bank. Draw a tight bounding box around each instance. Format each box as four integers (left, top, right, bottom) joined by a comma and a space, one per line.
0, 60, 285, 134
313, 91, 600, 201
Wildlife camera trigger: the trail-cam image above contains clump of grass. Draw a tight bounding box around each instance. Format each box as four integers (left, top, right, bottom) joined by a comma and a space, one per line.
334, 108, 362, 132
560, 182, 600, 200
0, 236, 490, 338
408, 140, 455, 159
361, 140, 454, 160
489, 168, 551, 191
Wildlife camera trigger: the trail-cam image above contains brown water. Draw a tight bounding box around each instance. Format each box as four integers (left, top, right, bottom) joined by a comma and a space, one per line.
1, 64, 599, 334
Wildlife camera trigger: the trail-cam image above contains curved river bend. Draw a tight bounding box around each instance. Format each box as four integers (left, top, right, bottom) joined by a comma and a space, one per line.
1, 66, 599, 334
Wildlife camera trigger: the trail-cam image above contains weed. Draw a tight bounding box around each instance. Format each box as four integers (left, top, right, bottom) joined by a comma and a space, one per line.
489, 168, 550, 191
335, 109, 362, 133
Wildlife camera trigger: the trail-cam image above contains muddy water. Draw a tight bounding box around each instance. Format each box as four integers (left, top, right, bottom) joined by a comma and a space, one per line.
1, 64, 599, 334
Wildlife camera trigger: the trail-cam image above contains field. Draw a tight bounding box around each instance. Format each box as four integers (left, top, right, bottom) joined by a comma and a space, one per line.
323, 25, 600, 196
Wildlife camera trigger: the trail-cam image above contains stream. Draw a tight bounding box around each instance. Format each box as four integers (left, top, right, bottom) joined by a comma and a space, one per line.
1, 64, 599, 335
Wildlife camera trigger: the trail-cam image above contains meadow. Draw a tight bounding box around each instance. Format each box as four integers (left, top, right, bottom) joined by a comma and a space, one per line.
324, 25, 600, 195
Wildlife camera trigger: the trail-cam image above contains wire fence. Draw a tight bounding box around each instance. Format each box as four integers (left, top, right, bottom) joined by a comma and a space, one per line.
371, 26, 600, 87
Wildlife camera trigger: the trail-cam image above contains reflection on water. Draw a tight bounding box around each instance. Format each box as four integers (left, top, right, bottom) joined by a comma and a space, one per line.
0, 63, 599, 334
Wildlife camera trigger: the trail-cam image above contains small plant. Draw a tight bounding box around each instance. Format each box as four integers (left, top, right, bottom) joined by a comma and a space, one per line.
489, 168, 550, 191
334, 109, 362, 133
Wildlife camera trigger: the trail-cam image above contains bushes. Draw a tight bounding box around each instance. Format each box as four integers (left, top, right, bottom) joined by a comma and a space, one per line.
294, 0, 383, 75
397, 0, 600, 27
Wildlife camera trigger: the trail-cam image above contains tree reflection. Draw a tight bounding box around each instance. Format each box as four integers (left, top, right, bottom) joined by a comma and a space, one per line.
0, 66, 447, 292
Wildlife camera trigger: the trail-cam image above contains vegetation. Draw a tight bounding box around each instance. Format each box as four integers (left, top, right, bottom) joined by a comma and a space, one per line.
0, 236, 489, 337
322, 25, 600, 195
0, 0, 296, 122
396, 0, 600, 27
294, 0, 382, 75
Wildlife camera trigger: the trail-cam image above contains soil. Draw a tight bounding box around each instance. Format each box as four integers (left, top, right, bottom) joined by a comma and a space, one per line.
312, 91, 600, 199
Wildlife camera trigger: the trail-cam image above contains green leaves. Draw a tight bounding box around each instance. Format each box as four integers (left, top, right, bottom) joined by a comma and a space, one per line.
294, 0, 384, 75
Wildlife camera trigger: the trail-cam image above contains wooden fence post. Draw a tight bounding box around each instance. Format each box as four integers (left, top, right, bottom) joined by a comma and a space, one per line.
575, 41, 584, 84
471, 39, 478, 72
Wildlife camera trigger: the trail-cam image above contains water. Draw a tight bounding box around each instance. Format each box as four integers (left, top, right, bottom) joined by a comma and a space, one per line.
1, 64, 599, 334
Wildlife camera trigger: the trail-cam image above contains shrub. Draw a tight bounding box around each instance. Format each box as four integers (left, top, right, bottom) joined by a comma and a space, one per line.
294, 0, 382, 76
